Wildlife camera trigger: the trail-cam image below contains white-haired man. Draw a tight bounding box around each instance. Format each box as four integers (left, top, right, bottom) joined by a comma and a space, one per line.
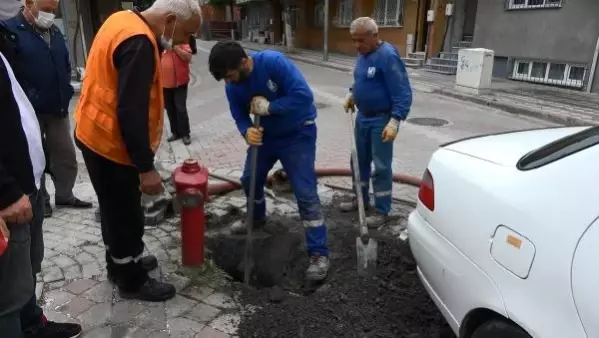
340, 17, 413, 227
74, 0, 202, 301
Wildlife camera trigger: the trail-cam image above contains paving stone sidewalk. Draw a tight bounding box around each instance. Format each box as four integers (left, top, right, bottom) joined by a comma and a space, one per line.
41, 140, 410, 337
41, 132, 250, 337
240, 41, 599, 126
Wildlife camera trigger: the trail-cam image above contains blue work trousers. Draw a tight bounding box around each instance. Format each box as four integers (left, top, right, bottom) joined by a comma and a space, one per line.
350, 114, 394, 215
240, 123, 328, 257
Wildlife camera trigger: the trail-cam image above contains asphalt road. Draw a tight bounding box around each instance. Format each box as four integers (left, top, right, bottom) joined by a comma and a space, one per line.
178, 40, 556, 201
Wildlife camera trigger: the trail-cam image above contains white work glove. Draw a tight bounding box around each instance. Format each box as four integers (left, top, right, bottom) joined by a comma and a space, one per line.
381, 118, 400, 143
343, 92, 355, 113
250, 96, 270, 116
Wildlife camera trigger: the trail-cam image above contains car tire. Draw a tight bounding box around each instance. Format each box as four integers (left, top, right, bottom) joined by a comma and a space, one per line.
471, 319, 531, 338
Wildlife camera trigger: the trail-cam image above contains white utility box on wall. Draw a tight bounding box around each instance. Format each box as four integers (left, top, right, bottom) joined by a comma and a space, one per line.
455, 48, 495, 95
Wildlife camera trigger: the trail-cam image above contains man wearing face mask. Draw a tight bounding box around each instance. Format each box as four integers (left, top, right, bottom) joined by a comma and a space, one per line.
73, 0, 202, 301
2, 0, 93, 219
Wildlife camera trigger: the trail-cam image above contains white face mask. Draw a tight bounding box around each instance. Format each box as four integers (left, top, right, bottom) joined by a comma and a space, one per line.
34, 9, 55, 29
160, 20, 177, 50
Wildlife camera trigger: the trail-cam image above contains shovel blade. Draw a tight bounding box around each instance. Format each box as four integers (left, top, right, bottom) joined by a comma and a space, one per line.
356, 236, 377, 277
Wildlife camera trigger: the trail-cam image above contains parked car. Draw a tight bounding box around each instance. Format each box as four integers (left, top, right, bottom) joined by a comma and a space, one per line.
408, 126, 599, 338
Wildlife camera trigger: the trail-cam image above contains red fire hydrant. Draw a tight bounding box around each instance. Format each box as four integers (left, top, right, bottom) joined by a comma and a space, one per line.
173, 159, 209, 267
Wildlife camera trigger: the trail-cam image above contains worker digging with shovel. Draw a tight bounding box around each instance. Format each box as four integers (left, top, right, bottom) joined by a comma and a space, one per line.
208, 41, 330, 282
341, 17, 413, 227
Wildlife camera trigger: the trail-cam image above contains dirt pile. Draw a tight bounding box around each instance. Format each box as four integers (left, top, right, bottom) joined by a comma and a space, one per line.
205, 199, 453, 338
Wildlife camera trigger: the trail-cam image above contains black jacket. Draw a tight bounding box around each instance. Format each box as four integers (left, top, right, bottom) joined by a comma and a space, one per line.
189, 35, 197, 55
0, 23, 36, 209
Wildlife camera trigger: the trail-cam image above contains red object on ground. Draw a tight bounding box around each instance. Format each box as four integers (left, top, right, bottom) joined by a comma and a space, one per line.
173, 159, 209, 267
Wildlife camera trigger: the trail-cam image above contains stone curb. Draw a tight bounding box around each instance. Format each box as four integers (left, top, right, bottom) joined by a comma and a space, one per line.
433, 88, 594, 126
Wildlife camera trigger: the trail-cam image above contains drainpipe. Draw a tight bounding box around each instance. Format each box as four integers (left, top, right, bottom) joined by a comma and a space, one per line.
323, 0, 329, 61
586, 34, 599, 93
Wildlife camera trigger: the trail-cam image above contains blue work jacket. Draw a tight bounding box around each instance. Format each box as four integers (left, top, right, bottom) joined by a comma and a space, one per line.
2, 13, 74, 117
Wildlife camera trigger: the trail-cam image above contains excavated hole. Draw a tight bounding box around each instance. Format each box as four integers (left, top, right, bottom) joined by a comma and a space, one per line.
203, 195, 454, 336
205, 215, 313, 292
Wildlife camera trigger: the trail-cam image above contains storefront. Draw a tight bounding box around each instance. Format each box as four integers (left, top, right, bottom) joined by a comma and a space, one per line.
59, 0, 125, 80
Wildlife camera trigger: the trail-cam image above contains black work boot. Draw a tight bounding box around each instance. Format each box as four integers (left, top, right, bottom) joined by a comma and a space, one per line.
119, 277, 176, 302
107, 255, 158, 283
114, 262, 176, 302
43, 200, 53, 218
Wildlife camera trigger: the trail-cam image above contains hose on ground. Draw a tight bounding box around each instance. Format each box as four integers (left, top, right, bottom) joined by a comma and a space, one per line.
206, 167, 422, 199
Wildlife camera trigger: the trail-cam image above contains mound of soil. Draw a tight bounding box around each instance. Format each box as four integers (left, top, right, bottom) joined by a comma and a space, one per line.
205, 199, 453, 338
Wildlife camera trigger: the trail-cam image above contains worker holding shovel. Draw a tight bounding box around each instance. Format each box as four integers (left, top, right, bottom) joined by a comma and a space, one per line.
208, 40, 330, 282
340, 17, 413, 228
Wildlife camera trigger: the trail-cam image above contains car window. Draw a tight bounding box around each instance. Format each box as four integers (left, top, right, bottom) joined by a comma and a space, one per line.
517, 126, 599, 171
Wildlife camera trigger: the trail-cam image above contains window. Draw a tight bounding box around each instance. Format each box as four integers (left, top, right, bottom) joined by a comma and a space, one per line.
517, 126, 599, 171
507, 0, 562, 10
247, 7, 262, 26
512, 59, 587, 88
335, 0, 355, 27
314, 0, 325, 27
372, 0, 402, 27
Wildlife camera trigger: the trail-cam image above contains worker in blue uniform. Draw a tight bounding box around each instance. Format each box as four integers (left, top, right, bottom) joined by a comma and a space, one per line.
340, 17, 413, 228
208, 40, 329, 281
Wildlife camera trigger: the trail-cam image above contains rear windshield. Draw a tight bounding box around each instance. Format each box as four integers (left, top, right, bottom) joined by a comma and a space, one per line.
517, 126, 599, 171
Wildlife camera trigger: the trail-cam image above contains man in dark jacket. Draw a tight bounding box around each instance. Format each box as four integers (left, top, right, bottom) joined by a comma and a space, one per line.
0, 8, 82, 338
2, 0, 92, 218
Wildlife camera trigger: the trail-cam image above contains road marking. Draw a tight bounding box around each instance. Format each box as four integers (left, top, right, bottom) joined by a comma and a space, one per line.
310, 86, 455, 144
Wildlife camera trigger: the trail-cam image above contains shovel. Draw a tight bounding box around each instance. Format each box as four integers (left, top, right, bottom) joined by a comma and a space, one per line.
243, 116, 261, 286
347, 110, 377, 277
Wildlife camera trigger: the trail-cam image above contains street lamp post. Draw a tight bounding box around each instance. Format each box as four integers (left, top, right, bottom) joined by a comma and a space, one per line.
323, 0, 329, 61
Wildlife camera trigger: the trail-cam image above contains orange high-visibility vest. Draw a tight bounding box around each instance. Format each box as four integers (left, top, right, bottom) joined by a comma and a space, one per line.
74, 10, 164, 166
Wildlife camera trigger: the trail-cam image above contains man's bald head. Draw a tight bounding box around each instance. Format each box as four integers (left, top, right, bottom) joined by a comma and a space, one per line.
350, 17, 380, 55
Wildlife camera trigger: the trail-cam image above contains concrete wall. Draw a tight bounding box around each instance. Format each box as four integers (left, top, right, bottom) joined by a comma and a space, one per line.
472, 0, 599, 65
60, 0, 89, 72
61, 0, 125, 73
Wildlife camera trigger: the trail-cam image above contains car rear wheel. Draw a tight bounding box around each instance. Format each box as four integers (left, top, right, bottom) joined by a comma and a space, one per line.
471, 319, 531, 338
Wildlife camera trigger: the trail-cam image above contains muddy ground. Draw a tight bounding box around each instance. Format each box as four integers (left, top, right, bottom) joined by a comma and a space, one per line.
204, 194, 454, 338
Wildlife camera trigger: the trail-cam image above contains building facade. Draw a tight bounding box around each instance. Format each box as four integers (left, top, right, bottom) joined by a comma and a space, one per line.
294, 0, 452, 58
472, 0, 599, 93
234, 0, 453, 59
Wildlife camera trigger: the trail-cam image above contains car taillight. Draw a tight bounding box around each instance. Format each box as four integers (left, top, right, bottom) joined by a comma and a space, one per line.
418, 169, 435, 211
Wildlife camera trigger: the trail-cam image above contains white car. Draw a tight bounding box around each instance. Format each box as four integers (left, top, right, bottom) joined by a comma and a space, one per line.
408, 126, 599, 338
